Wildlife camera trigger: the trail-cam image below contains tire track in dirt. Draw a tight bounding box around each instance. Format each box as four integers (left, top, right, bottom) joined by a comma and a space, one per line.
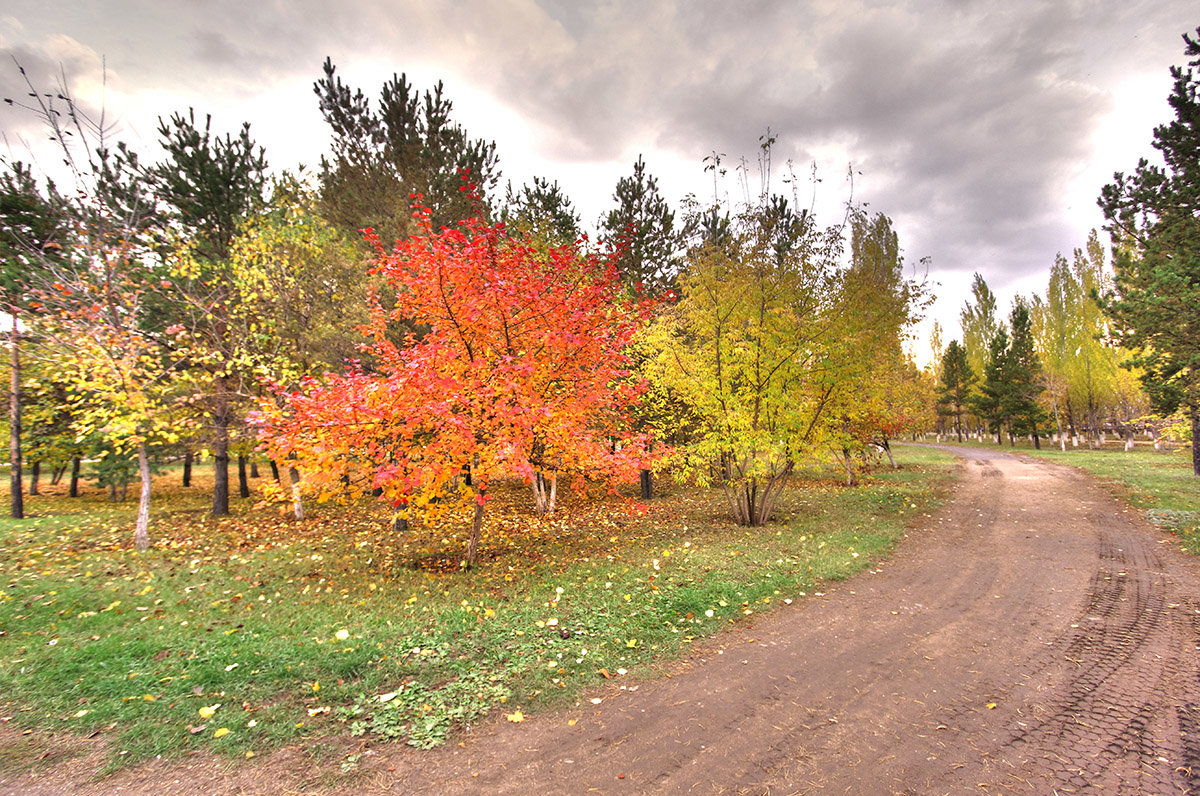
6, 446, 1200, 795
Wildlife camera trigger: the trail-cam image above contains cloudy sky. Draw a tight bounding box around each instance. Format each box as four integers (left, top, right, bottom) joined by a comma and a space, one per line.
2, 1, 1196, 358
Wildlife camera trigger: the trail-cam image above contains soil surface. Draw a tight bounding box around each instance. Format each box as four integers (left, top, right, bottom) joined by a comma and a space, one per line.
4, 445, 1200, 795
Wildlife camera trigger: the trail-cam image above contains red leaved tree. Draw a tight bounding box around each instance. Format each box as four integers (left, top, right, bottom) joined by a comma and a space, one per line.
258, 208, 652, 566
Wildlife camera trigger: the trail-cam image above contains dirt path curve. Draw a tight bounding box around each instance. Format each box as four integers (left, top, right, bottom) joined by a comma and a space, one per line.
8, 447, 1200, 795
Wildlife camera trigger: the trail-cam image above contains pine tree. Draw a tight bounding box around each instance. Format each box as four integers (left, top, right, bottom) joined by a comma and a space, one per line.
1099, 27, 1200, 474
973, 328, 1011, 445
600, 155, 678, 298
936, 340, 975, 442
313, 58, 499, 246
1005, 299, 1046, 448
150, 109, 268, 517
502, 177, 580, 245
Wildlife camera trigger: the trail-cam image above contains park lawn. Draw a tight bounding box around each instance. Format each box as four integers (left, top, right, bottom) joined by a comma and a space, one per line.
0, 446, 957, 772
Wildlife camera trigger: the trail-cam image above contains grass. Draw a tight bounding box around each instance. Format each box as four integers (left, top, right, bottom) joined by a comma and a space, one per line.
930, 435, 1200, 551
0, 447, 958, 773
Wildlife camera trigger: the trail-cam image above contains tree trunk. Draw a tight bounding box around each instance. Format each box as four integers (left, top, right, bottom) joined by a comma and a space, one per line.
28, 461, 39, 496
211, 380, 231, 516
1032, 430, 1041, 450
757, 465, 791, 525
465, 499, 484, 567
464, 455, 483, 566
9, 313, 22, 519
1052, 397, 1066, 451
237, 455, 250, 498
108, 483, 117, 502
134, 442, 151, 552
50, 463, 65, 485
1191, 405, 1200, 477
391, 508, 408, 533
532, 468, 560, 514
250, 460, 259, 479
269, 459, 280, 482
288, 463, 305, 520
639, 468, 653, 499
841, 447, 856, 486
182, 450, 193, 487
882, 439, 897, 469
69, 457, 81, 497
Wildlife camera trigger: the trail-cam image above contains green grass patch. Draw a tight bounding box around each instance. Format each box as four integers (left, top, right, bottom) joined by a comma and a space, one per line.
0, 447, 957, 771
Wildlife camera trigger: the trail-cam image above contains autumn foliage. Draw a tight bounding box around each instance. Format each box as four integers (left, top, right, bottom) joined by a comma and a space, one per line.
257, 209, 653, 564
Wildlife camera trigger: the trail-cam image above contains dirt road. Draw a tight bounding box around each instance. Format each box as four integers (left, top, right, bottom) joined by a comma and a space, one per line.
8, 446, 1200, 794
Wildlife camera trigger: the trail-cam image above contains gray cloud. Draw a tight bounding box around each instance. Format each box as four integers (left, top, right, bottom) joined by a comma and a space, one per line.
3, 0, 1197, 338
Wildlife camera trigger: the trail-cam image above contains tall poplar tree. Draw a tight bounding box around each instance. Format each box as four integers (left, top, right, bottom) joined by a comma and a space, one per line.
960, 272, 999, 386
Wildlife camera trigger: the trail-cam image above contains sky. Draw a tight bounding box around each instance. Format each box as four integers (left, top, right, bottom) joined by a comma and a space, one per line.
1, 0, 1197, 362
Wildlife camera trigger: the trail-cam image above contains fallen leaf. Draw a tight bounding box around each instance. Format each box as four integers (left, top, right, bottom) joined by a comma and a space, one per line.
198, 704, 219, 719
506, 710, 524, 723
213, 727, 230, 738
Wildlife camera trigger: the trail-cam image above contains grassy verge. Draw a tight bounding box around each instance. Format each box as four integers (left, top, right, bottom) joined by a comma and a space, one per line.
0, 447, 957, 773
930, 436, 1200, 552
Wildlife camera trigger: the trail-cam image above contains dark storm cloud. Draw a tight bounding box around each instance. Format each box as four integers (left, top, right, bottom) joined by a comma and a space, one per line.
461, 0, 1196, 291
4, 0, 1197, 326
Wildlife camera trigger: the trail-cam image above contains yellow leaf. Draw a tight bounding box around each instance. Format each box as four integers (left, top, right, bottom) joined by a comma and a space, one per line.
986, 702, 997, 710
213, 727, 230, 738
506, 710, 524, 723
198, 704, 219, 719
311, 681, 320, 692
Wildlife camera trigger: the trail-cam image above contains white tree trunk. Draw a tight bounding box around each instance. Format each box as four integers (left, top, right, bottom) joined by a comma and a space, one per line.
134, 442, 152, 552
